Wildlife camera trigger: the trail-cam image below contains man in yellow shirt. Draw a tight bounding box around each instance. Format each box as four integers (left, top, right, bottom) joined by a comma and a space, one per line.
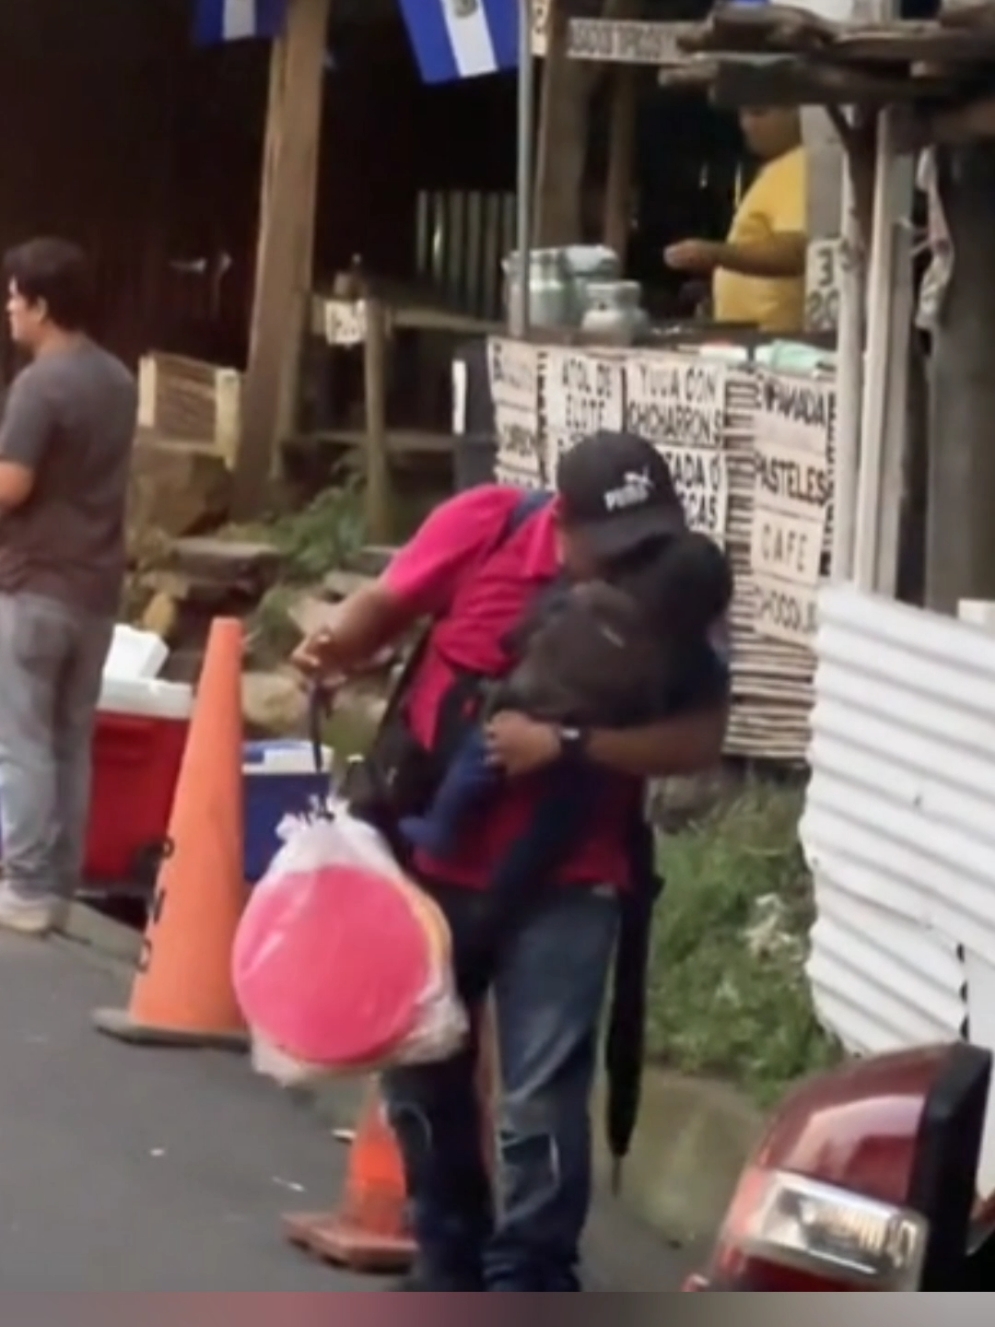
665, 108, 807, 333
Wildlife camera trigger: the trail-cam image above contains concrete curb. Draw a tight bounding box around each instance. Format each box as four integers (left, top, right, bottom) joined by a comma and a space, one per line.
61, 902, 762, 1253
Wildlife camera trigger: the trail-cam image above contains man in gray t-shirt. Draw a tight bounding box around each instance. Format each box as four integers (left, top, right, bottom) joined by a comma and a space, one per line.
0, 238, 137, 935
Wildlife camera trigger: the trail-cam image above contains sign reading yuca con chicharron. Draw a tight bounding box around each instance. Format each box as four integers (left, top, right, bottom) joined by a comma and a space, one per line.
544, 349, 625, 440
626, 354, 727, 450
623, 353, 730, 541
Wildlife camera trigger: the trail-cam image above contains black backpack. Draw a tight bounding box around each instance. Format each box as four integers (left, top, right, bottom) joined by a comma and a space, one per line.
347, 489, 553, 867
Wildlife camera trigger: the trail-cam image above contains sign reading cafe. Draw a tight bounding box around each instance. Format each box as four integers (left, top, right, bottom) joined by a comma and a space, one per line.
750, 369, 834, 649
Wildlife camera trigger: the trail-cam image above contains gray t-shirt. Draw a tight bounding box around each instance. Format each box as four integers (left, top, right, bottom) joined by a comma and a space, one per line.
0, 341, 137, 616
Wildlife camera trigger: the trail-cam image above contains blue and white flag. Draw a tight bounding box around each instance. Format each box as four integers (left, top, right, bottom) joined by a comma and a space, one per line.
194, 0, 289, 45
398, 0, 518, 85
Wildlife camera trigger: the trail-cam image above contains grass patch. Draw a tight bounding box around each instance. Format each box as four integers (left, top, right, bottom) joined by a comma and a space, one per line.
648, 783, 842, 1108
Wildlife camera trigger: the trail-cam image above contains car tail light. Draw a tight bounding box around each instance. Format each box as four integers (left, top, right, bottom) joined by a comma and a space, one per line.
711, 1166, 929, 1291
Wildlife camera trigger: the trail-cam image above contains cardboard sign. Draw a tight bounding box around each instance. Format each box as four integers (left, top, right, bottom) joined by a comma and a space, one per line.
452, 360, 467, 436
495, 406, 545, 490
626, 354, 727, 450
750, 508, 826, 586
658, 444, 729, 540
567, 18, 685, 64
322, 299, 367, 347
488, 337, 540, 415
756, 371, 835, 455
806, 239, 842, 334
754, 438, 831, 521
753, 576, 819, 647
544, 350, 625, 438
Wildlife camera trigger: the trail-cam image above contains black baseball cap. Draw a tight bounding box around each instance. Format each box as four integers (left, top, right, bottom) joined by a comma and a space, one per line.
556, 430, 686, 560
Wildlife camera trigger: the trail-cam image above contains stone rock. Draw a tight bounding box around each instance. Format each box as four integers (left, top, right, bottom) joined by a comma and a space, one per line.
171, 537, 284, 594
242, 670, 309, 739
127, 436, 231, 540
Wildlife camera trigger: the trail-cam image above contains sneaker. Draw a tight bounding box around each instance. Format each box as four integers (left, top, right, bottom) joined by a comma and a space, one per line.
0, 888, 67, 938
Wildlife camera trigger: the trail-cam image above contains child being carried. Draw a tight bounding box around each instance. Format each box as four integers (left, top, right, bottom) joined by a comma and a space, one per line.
400, 530, 733, 860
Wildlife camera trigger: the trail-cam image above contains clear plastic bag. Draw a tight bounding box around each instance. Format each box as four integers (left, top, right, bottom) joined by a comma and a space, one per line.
232, 800, 469, 1088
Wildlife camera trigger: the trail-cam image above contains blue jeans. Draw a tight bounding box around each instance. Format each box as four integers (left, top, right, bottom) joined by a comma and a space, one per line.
383, 882, 619, 1292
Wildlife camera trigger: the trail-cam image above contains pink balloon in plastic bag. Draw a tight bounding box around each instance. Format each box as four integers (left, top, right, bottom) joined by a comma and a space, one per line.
233, 857, 434, 1069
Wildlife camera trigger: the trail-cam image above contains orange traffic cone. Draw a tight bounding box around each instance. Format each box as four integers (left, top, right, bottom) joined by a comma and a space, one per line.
283, 1079, 416, 1274
92, 617, 248, 1049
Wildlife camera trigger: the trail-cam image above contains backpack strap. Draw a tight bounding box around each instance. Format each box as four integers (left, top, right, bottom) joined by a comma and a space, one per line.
377, 488, 554, 734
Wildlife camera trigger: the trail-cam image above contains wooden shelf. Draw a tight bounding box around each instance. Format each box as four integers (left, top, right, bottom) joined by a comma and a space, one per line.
305, 292, 485, 541
288, 429, 456, 456
310, 294, 499, 347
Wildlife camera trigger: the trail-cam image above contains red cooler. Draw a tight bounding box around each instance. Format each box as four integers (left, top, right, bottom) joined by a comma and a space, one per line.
84, 676, 193, 892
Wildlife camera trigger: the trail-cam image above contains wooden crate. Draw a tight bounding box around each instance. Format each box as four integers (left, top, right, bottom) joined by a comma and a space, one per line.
137, 351, 243, 468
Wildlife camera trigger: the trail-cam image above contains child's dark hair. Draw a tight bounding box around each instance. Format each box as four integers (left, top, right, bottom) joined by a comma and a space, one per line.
610, 532, 733, 638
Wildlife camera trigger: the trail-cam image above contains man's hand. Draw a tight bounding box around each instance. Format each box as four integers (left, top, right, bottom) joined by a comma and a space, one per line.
664, 239, 723, 275
290, 628, 339, 681
485, 712, 561, 778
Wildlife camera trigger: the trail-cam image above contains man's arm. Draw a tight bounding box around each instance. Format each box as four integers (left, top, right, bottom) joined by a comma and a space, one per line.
713, 232, 806, 279
0, 371, 55, 511
290, 581, 415, 679
487, 636, 731, 778
586, 703, 728, 778
666, 233, 806, 281
290, 485, 520, 680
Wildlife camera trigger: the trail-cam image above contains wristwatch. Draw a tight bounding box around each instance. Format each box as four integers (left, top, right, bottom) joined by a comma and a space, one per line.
557, 726, 589, 764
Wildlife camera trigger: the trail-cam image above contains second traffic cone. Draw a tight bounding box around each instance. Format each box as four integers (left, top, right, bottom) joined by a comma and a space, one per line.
92, 616, 248, 1049
283, 1080, 415, 1274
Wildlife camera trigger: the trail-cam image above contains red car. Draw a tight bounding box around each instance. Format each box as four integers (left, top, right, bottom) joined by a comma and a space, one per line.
684, 1043, 995, 1291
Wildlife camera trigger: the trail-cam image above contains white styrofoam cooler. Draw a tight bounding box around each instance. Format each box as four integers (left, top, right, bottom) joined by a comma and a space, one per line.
103, 625, 169, 682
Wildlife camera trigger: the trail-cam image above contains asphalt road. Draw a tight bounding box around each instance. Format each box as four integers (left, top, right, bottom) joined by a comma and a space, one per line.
0, 931, 690, 1291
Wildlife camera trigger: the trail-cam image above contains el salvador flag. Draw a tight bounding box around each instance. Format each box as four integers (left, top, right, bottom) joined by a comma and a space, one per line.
194, 0, 289, 45
398, 0, 518, 84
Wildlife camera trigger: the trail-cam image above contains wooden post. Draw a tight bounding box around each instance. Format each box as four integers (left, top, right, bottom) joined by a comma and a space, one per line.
363, 299, 390, 543
927, 145, 995, 611
603, 66, 637, 258
232, 0, 332, 519
533, 0, 594, 246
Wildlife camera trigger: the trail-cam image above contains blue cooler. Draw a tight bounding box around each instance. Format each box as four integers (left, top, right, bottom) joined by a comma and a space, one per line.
243, 739, 334, 883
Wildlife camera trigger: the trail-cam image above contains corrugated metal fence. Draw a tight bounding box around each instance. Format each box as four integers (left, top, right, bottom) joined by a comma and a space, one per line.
801, 583, 995, 1190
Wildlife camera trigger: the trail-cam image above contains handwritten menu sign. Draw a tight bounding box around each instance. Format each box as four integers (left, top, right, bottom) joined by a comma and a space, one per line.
805, 239, 841, 334
755, 370, 836, 455
544, 350, 625, 439
626, 354, 727, 450
488, 338, 545, 490
751, 371, 834, 647
659, 445, 729, 540
624, 353, 730, 540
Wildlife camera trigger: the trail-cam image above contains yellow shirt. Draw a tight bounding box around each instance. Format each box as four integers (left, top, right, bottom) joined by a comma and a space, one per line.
713, 146, 807, 333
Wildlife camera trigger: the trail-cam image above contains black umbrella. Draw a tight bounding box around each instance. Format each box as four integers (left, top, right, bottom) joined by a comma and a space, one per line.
605, 817, 664, 1194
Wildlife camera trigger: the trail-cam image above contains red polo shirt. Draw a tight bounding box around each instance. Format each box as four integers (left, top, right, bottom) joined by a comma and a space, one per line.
381, 484, 641, 892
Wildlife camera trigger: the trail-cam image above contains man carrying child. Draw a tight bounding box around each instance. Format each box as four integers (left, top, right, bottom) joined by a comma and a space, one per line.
292, 431, 731, 1292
